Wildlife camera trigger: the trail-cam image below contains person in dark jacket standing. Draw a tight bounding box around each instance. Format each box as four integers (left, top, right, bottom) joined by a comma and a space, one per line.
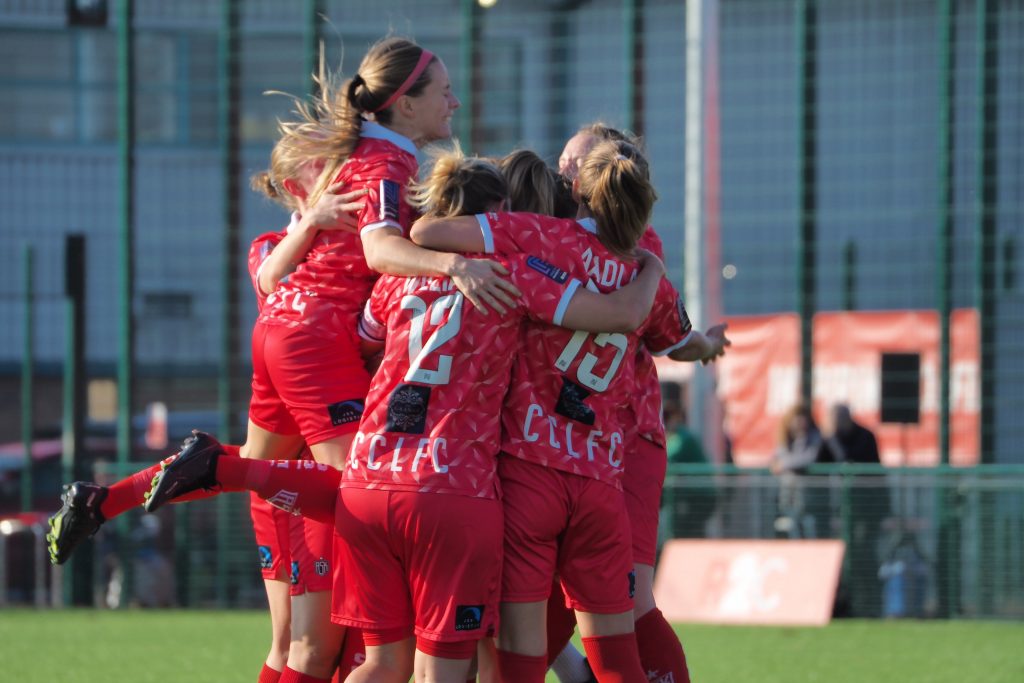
822, 403, 890, 616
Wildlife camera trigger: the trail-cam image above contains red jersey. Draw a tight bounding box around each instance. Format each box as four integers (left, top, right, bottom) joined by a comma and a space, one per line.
633, 226, 670, 446
473, 212, 692, 486
259, 122, 420, 340
345, 254, 582, 499
247, 213, 298, 311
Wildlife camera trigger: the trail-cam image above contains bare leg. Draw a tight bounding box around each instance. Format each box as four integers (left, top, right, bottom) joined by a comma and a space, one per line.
264, 578, 292, 672
288, 591, 346, 678
414, 649, 473, 683
308, 433, 355, 471
346, 639, 416, 683
241, 419, 305, 462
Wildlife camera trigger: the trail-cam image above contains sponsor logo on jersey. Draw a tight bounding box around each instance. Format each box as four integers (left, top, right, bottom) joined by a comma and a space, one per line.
258, 545, 273, 570
454, 604, 484, 631
386, 383, 431, 434
526, 255, 569, 284
380, 179, 401, 223
290, 561, 300, 585
554, 377, 596, 426
315, 558, 329, 576
328, 399, 365, 426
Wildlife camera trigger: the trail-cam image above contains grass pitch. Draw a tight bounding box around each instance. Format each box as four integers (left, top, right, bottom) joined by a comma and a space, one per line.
3, 609, 1021, 682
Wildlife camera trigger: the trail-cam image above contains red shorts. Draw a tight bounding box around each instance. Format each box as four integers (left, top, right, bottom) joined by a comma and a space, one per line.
250, 493, 334, 595
251, 493, 292, 581
250, 321, 369, 445
248, 322, 301, 436
332, 487, 502, 649
499, 455, 635, 614
622, 435, 668, 567
289, 515, 334, 596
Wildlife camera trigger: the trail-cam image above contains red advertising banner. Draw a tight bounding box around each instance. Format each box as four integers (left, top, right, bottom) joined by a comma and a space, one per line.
653, 539, 845, 626
716, 309, 979, 467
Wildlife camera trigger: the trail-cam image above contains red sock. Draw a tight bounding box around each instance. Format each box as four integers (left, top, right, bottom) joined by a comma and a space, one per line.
334, 627, 365, 681
634, 608, 691, 683
581, 633, 646, 683
496, 649, 547, 683
217, 458, 340, 525
99, 443, 242, 519
545, 586, 578, 666
258, 663, 282, 683
278, 667, 329, 683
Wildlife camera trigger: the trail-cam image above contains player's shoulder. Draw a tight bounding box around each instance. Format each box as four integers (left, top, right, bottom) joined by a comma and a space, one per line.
248, 229, 286, 260
348, 138, 418, 177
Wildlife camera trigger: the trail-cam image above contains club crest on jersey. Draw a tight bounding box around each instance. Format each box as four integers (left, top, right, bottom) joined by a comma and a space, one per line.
454, 605, 484, 631
258, 545, 273, 570
386, 383, 431, 434
526, 255, 569, 284
290, 561, 300, 585
555, 377, 596, 426
379, 179, 401, 223
315, 558, 329, 576
328, 399, 364, 426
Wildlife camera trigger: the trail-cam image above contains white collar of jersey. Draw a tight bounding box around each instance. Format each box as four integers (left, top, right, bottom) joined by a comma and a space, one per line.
576, 217, 598, 234
286, 211, 301, 234
360, 120, 417, 156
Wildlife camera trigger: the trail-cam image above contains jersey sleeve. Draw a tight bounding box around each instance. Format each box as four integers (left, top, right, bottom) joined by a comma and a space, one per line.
359, 177, 409, 235
644, 278, 694, 356
247, 228, 287, 300
474, 212, 552, 255
509, 254, 584, 327
638, 225, 665, 261
357, 278, 392, 343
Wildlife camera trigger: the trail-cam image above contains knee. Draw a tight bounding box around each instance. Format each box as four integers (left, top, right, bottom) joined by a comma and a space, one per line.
288, 638, 340, 678
361, 651, 414, 683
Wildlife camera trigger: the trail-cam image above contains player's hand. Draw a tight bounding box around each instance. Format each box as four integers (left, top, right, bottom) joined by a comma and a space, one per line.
304, 184, 369, 234
701, 322, 731, 365
634, 247, 665, 278
450, 257, 521, 315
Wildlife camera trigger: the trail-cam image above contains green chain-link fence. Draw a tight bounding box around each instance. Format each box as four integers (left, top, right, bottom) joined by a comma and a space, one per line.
0, 0, 1021, 616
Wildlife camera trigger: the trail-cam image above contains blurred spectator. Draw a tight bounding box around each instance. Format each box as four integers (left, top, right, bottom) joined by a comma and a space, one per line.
822, 403, 890, 616
821, 404, 880, 466
663, 400, 718, 538
771, 403, 826, 538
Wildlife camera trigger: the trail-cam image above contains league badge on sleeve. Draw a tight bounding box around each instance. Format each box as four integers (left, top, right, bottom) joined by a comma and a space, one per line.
379, 179, 401, 223
526, 255, 569, 284
676, 296, 693, 335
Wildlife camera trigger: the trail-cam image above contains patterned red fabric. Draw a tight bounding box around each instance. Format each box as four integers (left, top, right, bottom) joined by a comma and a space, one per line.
474, 212, 692, 487
247, 226, 287, 308
345, 254, 577, 498
259, 130, 420, 340
632, 226, 670, 446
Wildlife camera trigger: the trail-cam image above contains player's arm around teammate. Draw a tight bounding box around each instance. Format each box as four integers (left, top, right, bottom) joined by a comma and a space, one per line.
409, 142, 662, 682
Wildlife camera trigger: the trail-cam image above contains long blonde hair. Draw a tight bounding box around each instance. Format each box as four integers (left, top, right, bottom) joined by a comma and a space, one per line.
576, 139, 657, 257
249, 119, 324, 212
409, 146, 508, 218
262, 37, 436, 212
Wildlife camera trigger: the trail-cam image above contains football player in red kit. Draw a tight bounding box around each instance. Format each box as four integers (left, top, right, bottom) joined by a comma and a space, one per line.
142, 151, 666, 683
410, 139, 728, 683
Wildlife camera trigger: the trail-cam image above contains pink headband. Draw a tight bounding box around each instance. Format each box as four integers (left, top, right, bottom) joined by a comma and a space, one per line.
371, 49, 435, 113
